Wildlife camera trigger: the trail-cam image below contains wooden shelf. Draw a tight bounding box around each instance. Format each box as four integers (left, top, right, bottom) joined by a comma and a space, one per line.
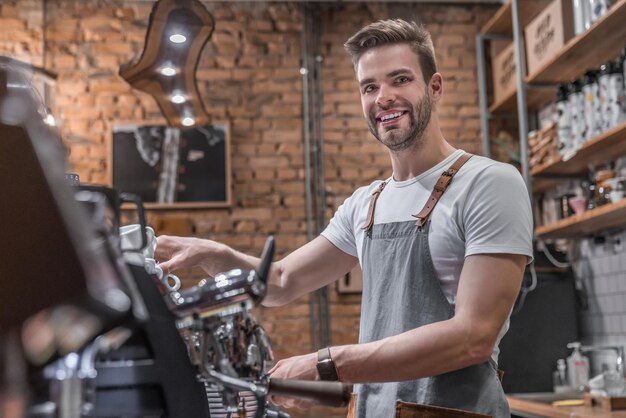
488, 87, 555, 114
535, 199, 626, 239
532, 178, 564, 194
526, 0, 626, 84
487, 0, 626, 113
532, 121, 626, 177
481, 0, 552, 35
481, 1, 626, 240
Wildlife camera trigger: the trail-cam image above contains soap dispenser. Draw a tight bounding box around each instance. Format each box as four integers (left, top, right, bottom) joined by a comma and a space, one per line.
567, 342, 590, 391
553, 359, 570, 393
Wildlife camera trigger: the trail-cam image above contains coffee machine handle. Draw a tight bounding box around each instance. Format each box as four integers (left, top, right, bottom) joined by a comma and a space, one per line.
257, 236, 275, 285
268, 379, 353, 408
119, 192, 147, 251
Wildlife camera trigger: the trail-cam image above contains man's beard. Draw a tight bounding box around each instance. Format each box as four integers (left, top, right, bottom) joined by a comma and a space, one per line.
367, 94, 432, 152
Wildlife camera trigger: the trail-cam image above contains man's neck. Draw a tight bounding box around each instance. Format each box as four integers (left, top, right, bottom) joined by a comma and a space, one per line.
388, 125, 457, 181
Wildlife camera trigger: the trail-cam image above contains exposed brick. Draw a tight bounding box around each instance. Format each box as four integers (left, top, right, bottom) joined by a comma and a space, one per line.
90, 41, 134, 56
0, 17, 26, 29
248, 20, 273, 32
0, 5, 20, 18
114, 7, 135, 20
80, 15, 122, 31
231, 208, 273, 221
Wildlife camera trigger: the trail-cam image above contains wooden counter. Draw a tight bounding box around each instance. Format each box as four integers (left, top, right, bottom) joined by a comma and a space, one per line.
508, 394, 626, 418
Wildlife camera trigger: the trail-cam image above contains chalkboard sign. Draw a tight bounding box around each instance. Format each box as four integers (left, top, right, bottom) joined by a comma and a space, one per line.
111, 123, 231, 208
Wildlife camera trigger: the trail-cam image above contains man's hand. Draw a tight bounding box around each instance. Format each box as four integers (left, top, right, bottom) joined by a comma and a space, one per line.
154, 235, 227, 276
267, 352, 319, 409
268, 352, 319, 381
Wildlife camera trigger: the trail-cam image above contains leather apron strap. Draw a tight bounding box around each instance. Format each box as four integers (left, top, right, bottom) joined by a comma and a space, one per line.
361, 181, 387, 232
361, 152, 473, 232
412, 152, 473, 228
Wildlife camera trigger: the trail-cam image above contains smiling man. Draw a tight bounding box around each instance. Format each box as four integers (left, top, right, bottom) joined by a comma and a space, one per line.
155, 19, 533, 418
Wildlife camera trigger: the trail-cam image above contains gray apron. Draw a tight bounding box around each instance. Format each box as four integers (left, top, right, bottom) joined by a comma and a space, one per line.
354, 153, 510, 418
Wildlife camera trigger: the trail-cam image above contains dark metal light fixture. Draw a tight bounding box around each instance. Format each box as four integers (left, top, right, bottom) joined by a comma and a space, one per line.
119, 0, 215, 128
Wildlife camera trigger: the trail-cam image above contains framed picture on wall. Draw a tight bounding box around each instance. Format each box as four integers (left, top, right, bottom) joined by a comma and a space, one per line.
337, 264, 363, 294
110, 122, 231, 208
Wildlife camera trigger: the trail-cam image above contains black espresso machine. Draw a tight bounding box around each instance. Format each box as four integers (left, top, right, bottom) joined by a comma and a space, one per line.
0, 60, 351, 418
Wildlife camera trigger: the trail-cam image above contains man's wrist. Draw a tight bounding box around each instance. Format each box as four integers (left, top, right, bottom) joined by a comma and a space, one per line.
316, 347, 340, 381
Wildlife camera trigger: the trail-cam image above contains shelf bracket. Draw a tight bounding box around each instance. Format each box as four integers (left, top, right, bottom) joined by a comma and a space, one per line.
476, 33, 491, 158
511, 0, 532, 194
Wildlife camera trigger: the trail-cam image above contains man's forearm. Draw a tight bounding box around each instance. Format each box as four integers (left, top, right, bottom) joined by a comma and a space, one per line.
331, 317, 496, 384
263, 236, 358, 307
193, 241, 294, 307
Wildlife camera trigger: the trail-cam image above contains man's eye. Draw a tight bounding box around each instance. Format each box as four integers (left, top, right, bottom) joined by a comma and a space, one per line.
363, 85, 377, 94
395, 76, 409, 84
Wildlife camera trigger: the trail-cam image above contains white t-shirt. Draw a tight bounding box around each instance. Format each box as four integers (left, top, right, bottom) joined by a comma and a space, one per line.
321, 149, 534, 362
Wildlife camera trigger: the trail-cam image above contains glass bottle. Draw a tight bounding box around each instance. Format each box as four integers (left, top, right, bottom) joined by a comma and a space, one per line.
582, 71, 601, 141
554, 359, 570, 393
608, 58, 626, 128
556, 84, 572, 156
567, 80, 585, 152
599, 62, 613, 132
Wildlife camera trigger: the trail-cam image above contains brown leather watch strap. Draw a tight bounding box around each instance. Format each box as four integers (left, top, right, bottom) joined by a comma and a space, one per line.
412, 152, 473, 228
361, 181, 387, 232
316, 347, 340, 381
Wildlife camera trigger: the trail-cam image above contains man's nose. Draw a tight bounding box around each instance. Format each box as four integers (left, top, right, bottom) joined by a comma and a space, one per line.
376, 85, 395, 107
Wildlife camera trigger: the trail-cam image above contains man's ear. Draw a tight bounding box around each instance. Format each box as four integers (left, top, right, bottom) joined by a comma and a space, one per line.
429, 73, 443, 104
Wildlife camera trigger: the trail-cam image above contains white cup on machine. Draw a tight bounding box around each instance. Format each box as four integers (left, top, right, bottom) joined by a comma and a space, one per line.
120, 224, 156, 258
119, 224, 181, 292
144, 257, 181, 292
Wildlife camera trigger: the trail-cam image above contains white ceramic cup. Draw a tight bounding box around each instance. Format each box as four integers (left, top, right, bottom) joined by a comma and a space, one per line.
120, 224, 156, 258
144, 257, 181, 291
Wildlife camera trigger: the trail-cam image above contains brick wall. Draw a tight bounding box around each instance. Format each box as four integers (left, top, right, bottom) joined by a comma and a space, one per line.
0, 0, 43, 65
2, 2, 498, 417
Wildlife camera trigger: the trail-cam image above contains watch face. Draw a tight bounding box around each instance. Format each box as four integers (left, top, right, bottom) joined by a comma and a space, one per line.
317, 359, 338, 381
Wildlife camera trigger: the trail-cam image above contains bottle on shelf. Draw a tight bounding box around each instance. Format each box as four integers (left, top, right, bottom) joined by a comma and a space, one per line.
589, 0, 614, 24
553, 358, 571, 393
556, 84, 573, 157
567, 342, 590, 391
609, 58, 626, 128
599, 62, 613, 132
567, 80, 585, 152
573, 0, 592, 35
582, 70, 602, 141
621, 43, 626, 103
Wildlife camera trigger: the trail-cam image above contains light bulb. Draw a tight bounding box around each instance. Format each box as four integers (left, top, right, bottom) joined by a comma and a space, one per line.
171, 94, 186, 104
169, 33, 187, 44
182, 117, 195, 127
160, 66, 176, 76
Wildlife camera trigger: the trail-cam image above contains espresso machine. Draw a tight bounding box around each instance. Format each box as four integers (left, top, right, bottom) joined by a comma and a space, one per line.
0, 60, 351, 418
0, 60, 212, 417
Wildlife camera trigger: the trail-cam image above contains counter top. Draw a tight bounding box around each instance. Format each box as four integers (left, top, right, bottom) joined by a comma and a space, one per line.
508, 393, 626, 418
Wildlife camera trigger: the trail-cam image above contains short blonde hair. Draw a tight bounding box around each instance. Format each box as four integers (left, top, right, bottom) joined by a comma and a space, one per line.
344, 19, 437, 84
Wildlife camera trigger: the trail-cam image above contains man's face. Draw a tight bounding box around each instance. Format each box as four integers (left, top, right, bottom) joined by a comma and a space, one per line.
356, 43, 432, 152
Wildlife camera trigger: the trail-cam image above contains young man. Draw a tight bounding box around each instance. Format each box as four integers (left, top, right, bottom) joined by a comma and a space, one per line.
155, 19, 532, 418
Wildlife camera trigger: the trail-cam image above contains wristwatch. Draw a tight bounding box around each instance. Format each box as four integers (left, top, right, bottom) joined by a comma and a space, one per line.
316, 347, 340, 381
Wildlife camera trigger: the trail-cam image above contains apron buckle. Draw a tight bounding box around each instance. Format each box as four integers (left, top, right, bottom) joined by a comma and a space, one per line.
413, 216, 426, 228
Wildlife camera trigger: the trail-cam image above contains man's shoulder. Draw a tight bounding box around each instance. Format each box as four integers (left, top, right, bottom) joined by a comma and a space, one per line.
461, 154, 522, 182
350, 179, 389, 201
333, 179, 389, 219
447, 154, 527, 205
